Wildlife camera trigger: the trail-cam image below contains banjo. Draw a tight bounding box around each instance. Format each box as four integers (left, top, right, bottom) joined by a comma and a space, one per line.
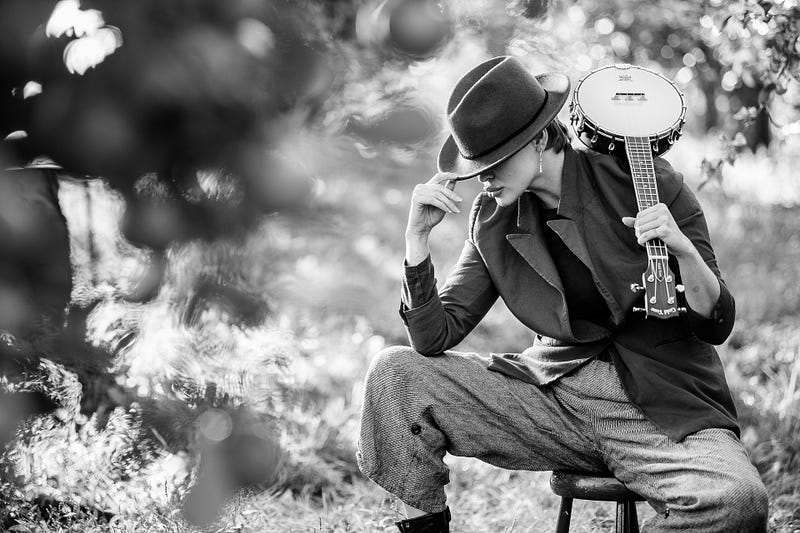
569, 64, 687, 319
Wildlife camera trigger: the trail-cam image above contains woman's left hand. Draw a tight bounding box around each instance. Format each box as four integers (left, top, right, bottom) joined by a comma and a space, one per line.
622, 203, 695, 258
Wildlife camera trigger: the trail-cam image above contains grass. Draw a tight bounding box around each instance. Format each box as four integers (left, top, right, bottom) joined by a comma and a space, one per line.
2, 133, 799, 532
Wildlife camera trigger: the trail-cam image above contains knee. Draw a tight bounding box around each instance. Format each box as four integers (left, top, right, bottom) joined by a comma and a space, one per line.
364, 345, 424, 391
711, 475, 769, 530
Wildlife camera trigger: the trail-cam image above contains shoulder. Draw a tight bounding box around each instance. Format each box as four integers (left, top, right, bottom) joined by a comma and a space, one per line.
653, 157, 685, 204
576, 146, 685, 204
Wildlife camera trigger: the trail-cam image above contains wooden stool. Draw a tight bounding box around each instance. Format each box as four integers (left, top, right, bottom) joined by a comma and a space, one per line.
549, 472, 645, 533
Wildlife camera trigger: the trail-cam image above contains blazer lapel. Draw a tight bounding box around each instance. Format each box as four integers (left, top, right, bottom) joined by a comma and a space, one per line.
506, 193, 565, 298
546, 218, 624, 324
549, 146, 625, 324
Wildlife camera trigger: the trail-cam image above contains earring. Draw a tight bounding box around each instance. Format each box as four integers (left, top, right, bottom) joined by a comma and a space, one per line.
538, 146, 544, 174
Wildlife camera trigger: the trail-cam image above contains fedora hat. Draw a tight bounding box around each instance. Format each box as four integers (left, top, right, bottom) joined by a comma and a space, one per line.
437, 56, 570, 179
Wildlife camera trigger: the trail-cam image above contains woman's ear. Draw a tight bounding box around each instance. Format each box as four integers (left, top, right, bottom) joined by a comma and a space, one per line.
533, 129, 548, 150
538, 129, 549, 150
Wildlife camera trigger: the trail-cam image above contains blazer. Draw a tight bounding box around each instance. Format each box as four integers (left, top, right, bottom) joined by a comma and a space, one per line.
400, 145, 739, 442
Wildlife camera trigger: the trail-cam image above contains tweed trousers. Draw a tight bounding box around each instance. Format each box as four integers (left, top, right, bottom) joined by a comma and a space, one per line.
357, 346, 769, 532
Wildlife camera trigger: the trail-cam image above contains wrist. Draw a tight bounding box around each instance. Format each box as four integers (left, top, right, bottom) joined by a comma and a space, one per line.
405, 228, 431, 241
405, 231, 430, 267
672, 236, 698, 260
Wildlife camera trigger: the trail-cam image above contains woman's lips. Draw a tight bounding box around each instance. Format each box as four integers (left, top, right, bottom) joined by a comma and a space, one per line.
485, 186, 502, 197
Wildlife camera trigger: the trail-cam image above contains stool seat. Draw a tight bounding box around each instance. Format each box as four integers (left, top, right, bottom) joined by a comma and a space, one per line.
549, 471, 645, 533
550, 472, 645, 502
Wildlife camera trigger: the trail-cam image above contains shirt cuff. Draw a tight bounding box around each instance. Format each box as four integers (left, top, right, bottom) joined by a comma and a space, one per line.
684, 278, 735, 344
401, 255, 437, 310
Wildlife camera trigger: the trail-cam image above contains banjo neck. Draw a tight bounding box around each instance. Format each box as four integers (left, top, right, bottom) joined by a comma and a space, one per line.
571, 64, 685, 319
624, 136, 669, 263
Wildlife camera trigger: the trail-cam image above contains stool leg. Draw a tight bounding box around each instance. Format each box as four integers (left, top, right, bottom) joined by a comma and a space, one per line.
627, 501, 640, 533
616, 501, 626, 533
555, 497, 572, 533
616, 501, 640, 533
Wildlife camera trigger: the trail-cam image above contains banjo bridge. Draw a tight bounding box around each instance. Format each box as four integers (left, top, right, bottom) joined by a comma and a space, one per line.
612, 92, 647, 101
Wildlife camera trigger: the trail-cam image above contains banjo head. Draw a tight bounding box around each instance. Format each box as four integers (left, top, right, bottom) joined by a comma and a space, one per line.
571, 64, 685, 153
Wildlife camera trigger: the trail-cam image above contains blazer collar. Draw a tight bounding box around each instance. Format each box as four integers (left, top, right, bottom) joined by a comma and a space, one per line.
509, 145, 624, 328
515, 144, 582, 231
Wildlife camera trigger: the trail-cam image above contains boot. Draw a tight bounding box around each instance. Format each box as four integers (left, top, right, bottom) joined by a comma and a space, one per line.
395, 507, 451, 533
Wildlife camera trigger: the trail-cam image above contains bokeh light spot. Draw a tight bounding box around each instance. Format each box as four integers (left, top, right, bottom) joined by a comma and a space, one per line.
197, 409, 234, 442
721, 71, 739, 91
63, 26, 122, 75
617, 10, 634, 28
675, 66, 694, 85
23, 82, 42, 99
610, 32, 631, 57
46, 0, 104, 38
590, 44, 606, 60
667, 33, 681, 48
236, 18, 274, 58
594, 17, 614, 35
567, 6, 586, 24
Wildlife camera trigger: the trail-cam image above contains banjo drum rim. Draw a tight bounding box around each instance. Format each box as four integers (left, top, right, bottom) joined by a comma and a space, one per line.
570, 63, 687, 144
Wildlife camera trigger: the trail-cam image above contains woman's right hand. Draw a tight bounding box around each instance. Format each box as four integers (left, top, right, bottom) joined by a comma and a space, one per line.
406, 172, 463, 237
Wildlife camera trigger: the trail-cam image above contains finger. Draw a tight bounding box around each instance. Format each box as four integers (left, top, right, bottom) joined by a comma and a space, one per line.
635, 217, 670, 233
637, 227, 664, 244
427, 196, 457, 214
417, 189, 460, 213
431, 191, 461, 213
428, 172, 459, 186
420, 183, 463, 203
437, 183, 463, 203
639, 203, 667, 216
637, 205, 674, 228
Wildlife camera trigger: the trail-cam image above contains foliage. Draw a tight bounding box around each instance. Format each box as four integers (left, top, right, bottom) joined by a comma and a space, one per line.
1, 0, 800, 531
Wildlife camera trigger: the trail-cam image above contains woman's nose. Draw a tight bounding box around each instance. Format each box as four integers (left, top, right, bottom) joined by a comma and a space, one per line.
478, 172, 493, 183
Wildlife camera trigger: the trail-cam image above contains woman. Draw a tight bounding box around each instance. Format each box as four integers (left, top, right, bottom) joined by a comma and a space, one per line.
357, 56, 768, 533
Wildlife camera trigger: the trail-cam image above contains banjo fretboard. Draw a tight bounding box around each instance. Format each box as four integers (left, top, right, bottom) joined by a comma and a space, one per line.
624, 136, 669, 262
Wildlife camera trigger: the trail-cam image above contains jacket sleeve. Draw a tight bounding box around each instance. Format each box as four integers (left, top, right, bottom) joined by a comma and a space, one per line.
660, 160, 735, 345
399, 196, 499, 355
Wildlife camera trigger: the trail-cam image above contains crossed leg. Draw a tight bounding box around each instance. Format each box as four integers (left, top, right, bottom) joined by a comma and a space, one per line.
554, 357, 768, 532
357, 346, 768, 532
357, 345, 607, 513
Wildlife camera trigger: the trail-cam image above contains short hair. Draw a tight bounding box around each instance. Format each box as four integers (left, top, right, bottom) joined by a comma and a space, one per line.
533, 118, 571, 153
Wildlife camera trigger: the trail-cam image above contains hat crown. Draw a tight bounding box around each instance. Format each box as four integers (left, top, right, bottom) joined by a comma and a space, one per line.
446, 57, 548, 160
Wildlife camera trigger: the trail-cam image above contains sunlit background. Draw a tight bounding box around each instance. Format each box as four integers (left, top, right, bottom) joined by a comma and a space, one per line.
1, 0, 799, 531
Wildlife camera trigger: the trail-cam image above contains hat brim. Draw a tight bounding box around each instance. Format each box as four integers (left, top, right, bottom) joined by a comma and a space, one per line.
437, 72, 571, 180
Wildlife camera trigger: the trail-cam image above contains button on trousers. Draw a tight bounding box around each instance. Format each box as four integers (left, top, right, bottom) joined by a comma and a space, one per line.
357, 346, 768, 532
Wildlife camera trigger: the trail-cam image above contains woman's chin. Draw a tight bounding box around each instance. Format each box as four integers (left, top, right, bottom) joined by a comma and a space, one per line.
492, 193, 514, 207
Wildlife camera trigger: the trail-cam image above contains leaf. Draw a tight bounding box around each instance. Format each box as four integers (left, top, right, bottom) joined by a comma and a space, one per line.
124, 253, 166, 303
733, 106, 758, 121
756, 0, 775, 16
758, 83, 775, 107
733, 132, 749, 147
699, 157, 726, 191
